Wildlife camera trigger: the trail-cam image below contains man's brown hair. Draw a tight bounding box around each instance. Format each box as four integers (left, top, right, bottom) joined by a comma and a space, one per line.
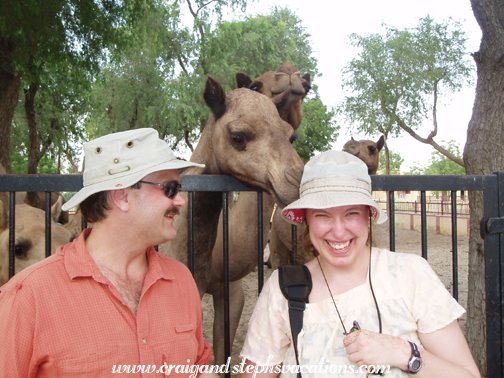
79, 182, 142, 223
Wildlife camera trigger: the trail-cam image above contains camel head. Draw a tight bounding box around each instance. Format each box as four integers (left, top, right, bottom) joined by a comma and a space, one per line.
0, 197, 74, 285
236, 62, 311, 130
342, 135, 386, 175
191, 76, 304, 206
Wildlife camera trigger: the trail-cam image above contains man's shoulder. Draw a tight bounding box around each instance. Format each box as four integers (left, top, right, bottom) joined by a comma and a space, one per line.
155, 252, 193, 277
0, 253, 65, 294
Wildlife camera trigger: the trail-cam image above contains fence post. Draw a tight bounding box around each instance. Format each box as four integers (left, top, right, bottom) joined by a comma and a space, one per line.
483, 172, 504, 378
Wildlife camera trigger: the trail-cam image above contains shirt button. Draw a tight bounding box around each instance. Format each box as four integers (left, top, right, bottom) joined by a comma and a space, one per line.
142, 338, 147, 344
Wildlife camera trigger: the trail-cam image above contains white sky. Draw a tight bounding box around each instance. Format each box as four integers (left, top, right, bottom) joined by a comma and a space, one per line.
238, 0, 481, 171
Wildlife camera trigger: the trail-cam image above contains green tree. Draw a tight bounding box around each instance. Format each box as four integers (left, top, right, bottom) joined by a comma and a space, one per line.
378, 149, 404, 175
0, 0, 131, 173
409, 140, 465, 175
338, 16, 473, 169
294, 94, 338, 162
86, 4, 336, 156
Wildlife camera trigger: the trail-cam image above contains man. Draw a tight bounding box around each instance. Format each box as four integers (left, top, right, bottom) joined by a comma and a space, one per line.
0, 128, 214, 377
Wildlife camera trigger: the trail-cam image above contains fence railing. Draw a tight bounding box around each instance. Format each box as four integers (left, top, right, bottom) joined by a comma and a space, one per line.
374, 198, 470, 216
0, 173, 503, 378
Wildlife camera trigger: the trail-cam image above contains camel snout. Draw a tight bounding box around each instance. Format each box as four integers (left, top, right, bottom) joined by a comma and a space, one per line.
284, 166, 303, 189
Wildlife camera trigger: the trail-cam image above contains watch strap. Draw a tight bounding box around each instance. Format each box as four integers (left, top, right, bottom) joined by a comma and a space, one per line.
407, 341, 422, 374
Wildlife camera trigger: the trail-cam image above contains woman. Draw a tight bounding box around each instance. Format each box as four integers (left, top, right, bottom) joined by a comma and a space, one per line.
240, 150, 480, 378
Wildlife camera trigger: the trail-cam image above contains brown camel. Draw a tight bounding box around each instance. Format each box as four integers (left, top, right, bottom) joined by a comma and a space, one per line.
157, 76, 304, 305
0, 162, 70, 225
0, 197, 74, 285
268, 136, 386, 270
236, 62, 311, 130
342, 135, 386, 175
205, 63, 311, 365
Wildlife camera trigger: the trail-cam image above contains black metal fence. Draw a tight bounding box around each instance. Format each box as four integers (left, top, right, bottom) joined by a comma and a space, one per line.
374, 198, 470, 216
0, 173, 503, 377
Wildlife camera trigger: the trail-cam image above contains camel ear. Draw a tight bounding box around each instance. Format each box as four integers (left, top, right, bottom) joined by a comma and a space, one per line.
0, 200, 7, 231
376, 135, 386, 151
302, 73, 312, 94
204, 76, 227, 120
51, 196, 63, 223
236, 72, 252, 88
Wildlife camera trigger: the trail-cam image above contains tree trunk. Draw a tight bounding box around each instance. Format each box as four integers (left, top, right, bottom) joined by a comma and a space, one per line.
0, 36, 22, 174
24, 83, 40, 174
463, 1, 504, 375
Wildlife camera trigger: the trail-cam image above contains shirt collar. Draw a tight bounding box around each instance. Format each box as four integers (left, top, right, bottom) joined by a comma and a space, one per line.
61, 229, 175, 282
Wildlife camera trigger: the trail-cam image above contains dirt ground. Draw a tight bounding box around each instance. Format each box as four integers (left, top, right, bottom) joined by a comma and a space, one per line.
201, 226, 469, 369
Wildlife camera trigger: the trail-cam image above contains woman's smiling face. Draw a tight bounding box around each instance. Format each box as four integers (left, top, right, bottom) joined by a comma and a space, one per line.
305, 205, 370, 269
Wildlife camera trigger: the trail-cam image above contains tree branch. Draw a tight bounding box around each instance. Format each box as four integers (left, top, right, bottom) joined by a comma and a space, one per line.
395, 116, 465, 167
184, 126, 194, 152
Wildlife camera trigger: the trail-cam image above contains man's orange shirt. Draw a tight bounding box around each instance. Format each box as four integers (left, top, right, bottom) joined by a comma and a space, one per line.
0, 229, 211, 377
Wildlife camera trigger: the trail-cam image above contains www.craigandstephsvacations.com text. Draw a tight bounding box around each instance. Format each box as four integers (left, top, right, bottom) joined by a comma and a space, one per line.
111, 356, 391, 376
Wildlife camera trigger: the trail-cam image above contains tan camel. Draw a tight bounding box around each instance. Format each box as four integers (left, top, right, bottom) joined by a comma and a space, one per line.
0, 162, 69, 225
0, 197, 74, 285
157, 76, 304, 303
342, 135, 385, 175
205, 63, 311, 365
268, 135, 386, 270
236, 62, 311, 130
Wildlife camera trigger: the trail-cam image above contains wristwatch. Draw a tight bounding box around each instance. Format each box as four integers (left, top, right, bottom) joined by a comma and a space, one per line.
407, 341, 422, 374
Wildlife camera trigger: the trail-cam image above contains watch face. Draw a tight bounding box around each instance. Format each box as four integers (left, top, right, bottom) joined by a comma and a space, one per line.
409, 357, 422, 373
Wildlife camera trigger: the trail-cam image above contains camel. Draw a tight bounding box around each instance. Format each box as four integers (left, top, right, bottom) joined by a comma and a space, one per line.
236, 62, 311, 130
202, 63, 312, 365
0, 162, 69, 225
268, 135, 386, 270
0, 197, 74, 285
342, 135, 386, 175
157, 76, 304, 303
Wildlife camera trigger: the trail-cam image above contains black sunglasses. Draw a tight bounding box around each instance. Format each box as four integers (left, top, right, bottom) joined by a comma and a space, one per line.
138, 180, 181, 199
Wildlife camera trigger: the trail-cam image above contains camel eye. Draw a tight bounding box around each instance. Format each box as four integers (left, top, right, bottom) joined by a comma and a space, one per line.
231, 134, 244, 144
368, 146, 376, 153
249, 81, 263, 92
230, 131, 254, 151
14, 240, 31, 259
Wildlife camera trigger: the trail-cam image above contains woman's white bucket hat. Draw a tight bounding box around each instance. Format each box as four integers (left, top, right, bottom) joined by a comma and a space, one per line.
62, 128, 204, 211
281, 150, 387, 225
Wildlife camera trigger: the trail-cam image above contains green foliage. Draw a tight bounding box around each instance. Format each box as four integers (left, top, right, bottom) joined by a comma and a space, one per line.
84, 3, 333, 156
1, 0, 135, 172
204, 6, 319, 88
409, 140, 466, 175
5, 0, 335, 166
338, 16, 474, 144
294, 94, 338, 162
378, 149, 404, 175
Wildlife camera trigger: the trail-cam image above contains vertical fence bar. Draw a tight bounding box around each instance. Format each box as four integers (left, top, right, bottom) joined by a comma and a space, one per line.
45, 192, 52, 258
420, 191, 427, 259
188, 192, 195, 276
451, 191, 459, 301
484, 173, 502, 378
8, 191, 15, 279
497, 172, 504, 378
222, 192, 231, 378
257, 191, 264, 293
388, 191, 395, 251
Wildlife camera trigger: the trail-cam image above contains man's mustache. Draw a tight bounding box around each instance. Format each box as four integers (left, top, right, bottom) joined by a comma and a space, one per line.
165, 206, 180, 217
